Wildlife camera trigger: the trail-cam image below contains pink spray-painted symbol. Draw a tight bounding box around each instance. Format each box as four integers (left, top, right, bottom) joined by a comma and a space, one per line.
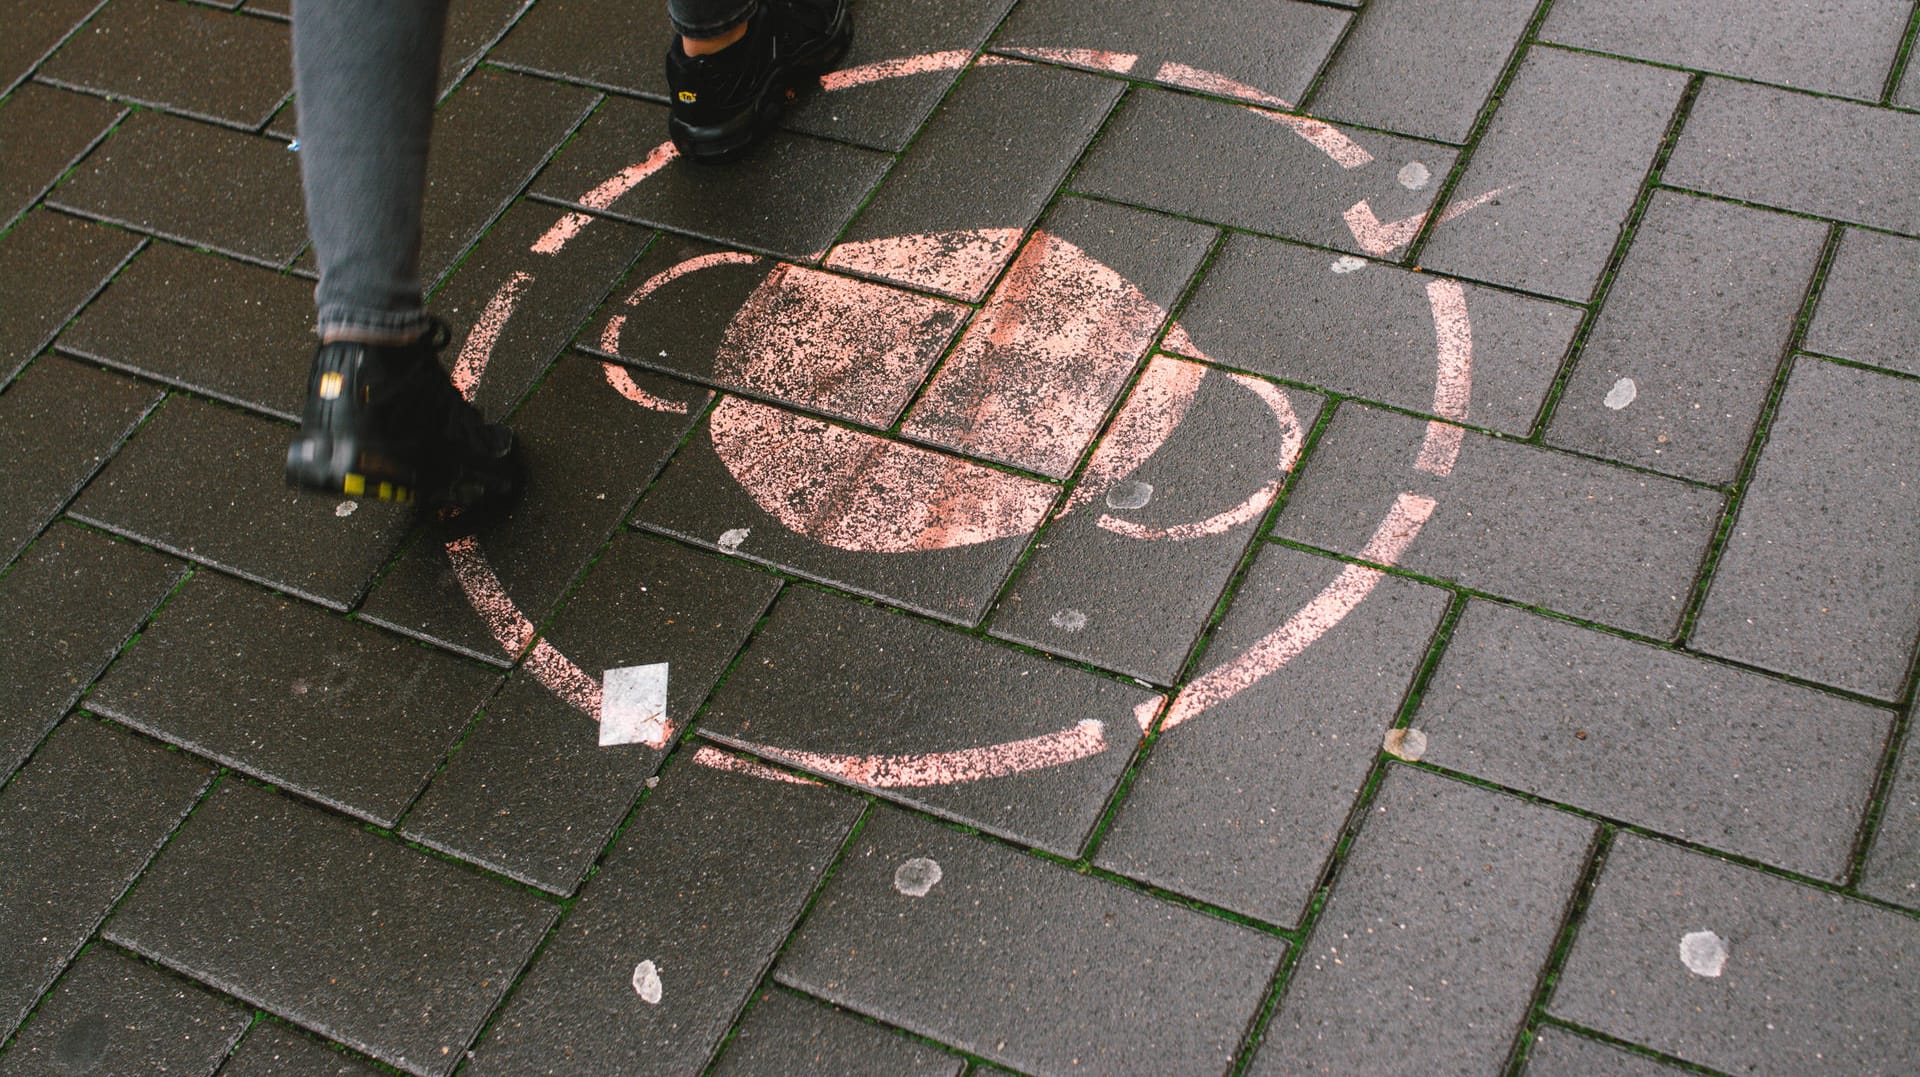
447, 50, 1489, 788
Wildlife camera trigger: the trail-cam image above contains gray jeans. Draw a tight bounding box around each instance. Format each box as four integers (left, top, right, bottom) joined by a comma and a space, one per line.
293, 0, 754, 339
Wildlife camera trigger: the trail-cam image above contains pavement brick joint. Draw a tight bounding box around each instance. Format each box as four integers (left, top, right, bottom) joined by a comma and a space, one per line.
2, 1, 1917, 1075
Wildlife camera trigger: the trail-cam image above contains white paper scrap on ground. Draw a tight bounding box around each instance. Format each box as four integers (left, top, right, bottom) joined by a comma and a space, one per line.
600, 663, 669, 747
1604, 377, 1638, 410
632, 960, 663, 1004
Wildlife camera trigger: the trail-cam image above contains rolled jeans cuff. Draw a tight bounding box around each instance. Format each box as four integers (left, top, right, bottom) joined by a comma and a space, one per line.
669, 0, 757, 38
315, 304, 430, 342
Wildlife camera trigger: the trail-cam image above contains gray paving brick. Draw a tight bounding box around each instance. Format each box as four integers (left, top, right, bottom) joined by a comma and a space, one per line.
1171, 234, 1579, 434
0, 208, 143, 386
0, 718, 213, 1040
779, 807, 1288, 1077
1273, 402, 1725, 638
399, 533, 780, 895
107, 780, 557, 1077
1546, 191, 1826, 484
1861, 703, 1920, 909
50, 110, 307, 265
359, 356, 708, 663
992, 360, 1323, 683
464, 759, 862, 1076
217, 1022, 386, 1077
1421, 47, 1688, 302
1095, 544, 1449, 926
826, 61, 1122, 300
1665, 78, 1920, 236
39, 0, 290, 128
711, 989, 965, 1077
89, 572, 498, 828
0, 522, 184, 781
1415, 600, 1891, 882
0, 82, 124, 228
1690, 357, 1920, 698
533, 96, 890, 261
0, 945, 249, 1077
1310, 0, 1536, 143
701, 587, 1153, 856
1249, 766, 1597, 1077
1803, 227, 1920, 377
1541, 0, 1908, 101
1075, 87, 1455, 261
1900, 52, 1920, 108
0, 356, 160, 569
1522, 1027, 1694, 1077
57, 240, 314, 420
1551, 833, 1920, 1075
0, 0, 101, 96
902, 198, 1215, 478
991, 0, 1348, 110
67, 394, 414, 611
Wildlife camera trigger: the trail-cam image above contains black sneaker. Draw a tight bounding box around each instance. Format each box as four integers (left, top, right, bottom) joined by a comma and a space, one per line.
665, 0, 852, 163
284, 318, 523, 513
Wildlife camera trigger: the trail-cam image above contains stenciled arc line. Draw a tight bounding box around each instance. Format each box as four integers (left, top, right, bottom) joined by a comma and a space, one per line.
440, 49, 1468, 785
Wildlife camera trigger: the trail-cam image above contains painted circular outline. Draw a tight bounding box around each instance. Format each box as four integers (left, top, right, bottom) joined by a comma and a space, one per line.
446, 48, 1485, 786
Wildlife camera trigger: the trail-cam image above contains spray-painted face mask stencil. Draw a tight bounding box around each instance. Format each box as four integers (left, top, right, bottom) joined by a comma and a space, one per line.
448, 50, 1492, 786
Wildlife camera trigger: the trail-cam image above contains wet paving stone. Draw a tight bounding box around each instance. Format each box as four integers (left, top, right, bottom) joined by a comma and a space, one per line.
50, 110, 307, 265
1522, 1027, 1695, 1077
464, 759, 862, 1076
0, 354, 159, 568
106, 780, 557, 1077
533, 96, 890, 260
0, 81, 125, 228
399, 533, 780, 895
1540, 0, 1908, 101
89, 571, 498, 827
358, 356, 707, 662
700, 587, 1154, 856
1546, 191, 1827, 485
1075, 87, 1455, 261
1803, 227, 1920, 377
56, 239, 314, 420
0, 717, 213, 1040
0, 521, 184, 781
0, 0, 104, 95
0, 208, 143, 385
487, 0, 675, 97
1171, 234, 1579, 434
218, 1021, 387, 1077
1414, 600, 1892, 882
1862, 703, 1920, 909
1665, 78, 1920, 237
992, 359, 1324, 683
417, 68, 597, 285
1273, 402, 1725, 638
1421, 47, 1688, 302
1689, 357, 1920, 699
990, 0, 1348, 109
39, 0, 290, 128
1550, 833, 1920, 1075
1095, 544, 1449, 926
0, 945, 249, 1077
1249, 766, 1597, 1076
710, 989, 965, 1077
429, 200, 651, 419
634, 396, 1056, 625
778, 806, 1287, 1077
901, 198, 1213, 478
583, 232, 969, 429
825, 61, 1122, 300
67, 394, 414, 610
1309, 0, 1537, 144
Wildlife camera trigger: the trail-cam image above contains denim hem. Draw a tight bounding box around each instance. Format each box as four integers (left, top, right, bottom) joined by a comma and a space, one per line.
316, 305, 430, 342
670, 0, 757, 38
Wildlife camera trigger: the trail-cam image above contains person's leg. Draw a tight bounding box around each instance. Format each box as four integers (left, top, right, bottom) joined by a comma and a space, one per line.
284, 0, 520, 512
664, 0, 852, 163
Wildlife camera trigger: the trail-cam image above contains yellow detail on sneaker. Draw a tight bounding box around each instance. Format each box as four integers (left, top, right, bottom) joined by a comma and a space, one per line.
318, 371, 344, 399
342, 473, 365, 496
677, 90, 698, 103
377, 481, 395, 501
